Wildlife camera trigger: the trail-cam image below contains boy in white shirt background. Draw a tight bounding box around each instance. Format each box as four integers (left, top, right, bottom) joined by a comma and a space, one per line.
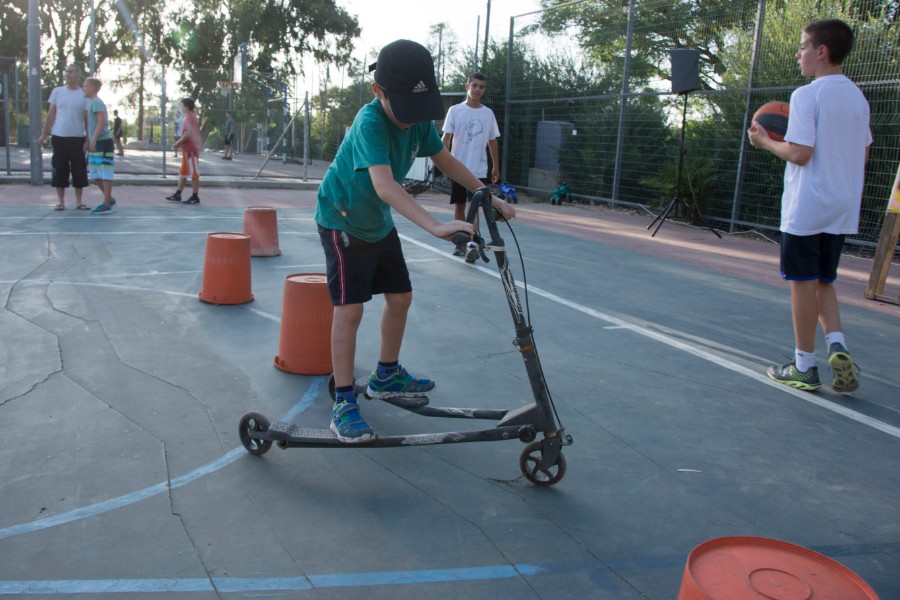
442, 73, 500, 262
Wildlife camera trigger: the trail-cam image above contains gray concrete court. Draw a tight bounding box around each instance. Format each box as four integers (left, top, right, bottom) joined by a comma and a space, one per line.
0, 145, 332, 181
0, 184, 898, 599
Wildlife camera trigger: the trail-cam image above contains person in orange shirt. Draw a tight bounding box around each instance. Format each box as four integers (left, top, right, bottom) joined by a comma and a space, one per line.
165, 98, 202, 205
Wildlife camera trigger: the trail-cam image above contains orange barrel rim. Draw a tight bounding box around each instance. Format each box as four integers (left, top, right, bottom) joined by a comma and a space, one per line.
678, 536, 880, 600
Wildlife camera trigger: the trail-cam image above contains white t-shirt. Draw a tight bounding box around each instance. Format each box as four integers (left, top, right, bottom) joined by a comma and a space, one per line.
47, 85, 87, 137
442, 102, 500, 178
781, 74, 872, 235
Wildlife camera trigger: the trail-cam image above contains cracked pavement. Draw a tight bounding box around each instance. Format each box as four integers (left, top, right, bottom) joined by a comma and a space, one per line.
0, 186, 898, 599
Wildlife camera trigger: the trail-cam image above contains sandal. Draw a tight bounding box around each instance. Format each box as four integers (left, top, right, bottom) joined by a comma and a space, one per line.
76, 204, 91, 211
54, 203, 65, 211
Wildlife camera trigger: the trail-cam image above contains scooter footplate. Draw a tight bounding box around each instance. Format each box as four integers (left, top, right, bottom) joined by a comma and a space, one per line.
268, 421, 337, 442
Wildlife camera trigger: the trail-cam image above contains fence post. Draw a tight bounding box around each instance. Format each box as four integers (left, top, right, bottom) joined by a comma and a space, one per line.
501, 16, 514, 183
303, 91, 309, 182
730, 0, 767, 232
161, 65, 168, 178
3, 74, 11, 175
27, 0, 42, 184
612, 0, 637, 205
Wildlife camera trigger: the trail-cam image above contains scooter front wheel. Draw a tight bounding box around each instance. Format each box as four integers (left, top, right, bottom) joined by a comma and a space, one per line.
239, 412, 272, 456
519, 441, 566, 486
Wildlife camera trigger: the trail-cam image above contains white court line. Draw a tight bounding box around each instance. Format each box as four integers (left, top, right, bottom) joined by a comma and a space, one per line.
399, 233, 900, 441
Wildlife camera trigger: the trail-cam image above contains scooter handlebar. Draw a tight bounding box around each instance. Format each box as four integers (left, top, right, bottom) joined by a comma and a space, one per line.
451, 232, 470, 247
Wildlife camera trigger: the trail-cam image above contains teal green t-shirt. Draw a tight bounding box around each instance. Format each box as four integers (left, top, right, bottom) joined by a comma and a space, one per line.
87, 96, 112, 142
315, 98, 444, 243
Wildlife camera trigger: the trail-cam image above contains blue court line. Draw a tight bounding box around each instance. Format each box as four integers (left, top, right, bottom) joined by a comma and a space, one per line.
0, 377, 326, 542
0, 564, 543, 595
2, 543, 897, 596
0, 565, 540, 595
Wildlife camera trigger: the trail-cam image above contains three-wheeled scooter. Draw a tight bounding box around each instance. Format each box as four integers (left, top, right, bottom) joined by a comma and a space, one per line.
238, 188, 573, 486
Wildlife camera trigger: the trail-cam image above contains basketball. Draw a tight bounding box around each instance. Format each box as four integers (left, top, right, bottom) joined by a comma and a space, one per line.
752, 101, 789, 142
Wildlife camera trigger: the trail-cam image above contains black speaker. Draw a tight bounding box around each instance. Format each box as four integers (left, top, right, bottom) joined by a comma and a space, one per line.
670, 49, 700, 94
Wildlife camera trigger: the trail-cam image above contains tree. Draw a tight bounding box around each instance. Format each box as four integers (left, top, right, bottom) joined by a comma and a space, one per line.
0, 0, 28, 60
427, 23, 461, 88
169, 0, 360, 98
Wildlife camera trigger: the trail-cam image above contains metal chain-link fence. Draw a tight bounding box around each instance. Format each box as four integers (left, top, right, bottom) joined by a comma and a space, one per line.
2, 0, 898, 250
0, 57, 319, 180
482, 0, 899, 248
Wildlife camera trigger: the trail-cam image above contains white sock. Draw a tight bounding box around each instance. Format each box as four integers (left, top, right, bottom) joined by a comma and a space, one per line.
825, 332, 847, 350
794, 349, 817, 373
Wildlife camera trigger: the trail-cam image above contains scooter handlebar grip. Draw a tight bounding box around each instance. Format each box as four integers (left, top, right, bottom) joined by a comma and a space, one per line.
451, 232, 470, 246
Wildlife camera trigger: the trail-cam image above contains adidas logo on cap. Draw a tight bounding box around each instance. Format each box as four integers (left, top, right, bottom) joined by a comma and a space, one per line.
412, 80, 428, 93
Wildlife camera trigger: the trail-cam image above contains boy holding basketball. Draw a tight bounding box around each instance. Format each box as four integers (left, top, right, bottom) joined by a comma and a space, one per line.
317, 39, 516, 443
748, 19, 871, 393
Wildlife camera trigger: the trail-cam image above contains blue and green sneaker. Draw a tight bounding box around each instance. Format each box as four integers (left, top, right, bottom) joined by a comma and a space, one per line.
330, 400, 375, 444
367, 366, 435, 399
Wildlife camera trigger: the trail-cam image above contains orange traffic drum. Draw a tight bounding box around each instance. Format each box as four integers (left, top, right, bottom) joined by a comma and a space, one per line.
198, 232, 254, 305
678, 536, 879, 600
242, 206, 281, 257
274, 273, 333, 375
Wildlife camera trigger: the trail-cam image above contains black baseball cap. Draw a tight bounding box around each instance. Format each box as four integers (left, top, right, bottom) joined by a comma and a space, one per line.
369, 40, 444, 123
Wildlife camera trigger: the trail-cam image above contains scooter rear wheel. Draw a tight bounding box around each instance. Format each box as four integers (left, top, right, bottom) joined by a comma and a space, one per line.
519, 441, 566, 486
239, 412, 272, 456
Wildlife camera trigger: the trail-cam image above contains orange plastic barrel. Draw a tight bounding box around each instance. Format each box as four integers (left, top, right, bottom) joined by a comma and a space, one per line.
198, 232, 254, 305
274, 273, 333, 375
243, 206, 281, 257
678, 536, 880, 600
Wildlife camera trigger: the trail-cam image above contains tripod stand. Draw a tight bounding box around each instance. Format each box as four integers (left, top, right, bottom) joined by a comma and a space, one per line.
647, 93, 721, 238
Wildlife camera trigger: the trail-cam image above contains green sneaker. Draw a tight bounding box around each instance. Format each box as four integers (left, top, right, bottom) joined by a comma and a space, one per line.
367, 366, 435, 399
828, 343, 859, 394
766, 362, 822, 392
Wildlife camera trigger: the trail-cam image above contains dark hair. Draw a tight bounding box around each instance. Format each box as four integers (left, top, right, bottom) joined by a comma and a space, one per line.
181, 98, 196, 112
804, 19, 854, 65
467, 72, 487, 83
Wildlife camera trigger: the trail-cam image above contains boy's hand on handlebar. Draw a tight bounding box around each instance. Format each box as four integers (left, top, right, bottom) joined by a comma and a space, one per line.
432, 220, 473, 241
492, 196, 516, 221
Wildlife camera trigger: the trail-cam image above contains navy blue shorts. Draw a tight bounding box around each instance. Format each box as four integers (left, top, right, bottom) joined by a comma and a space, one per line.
780, 232, 845, 282
318, 225, 412, 306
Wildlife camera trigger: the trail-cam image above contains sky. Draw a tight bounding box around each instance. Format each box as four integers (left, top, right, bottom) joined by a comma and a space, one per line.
292, 0, 545, 96
336, 0, 545, 66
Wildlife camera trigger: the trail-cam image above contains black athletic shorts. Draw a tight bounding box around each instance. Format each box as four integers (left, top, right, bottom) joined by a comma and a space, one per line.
224, 134, 234, 145
449, 178, 490, 205
50, 135, 88, 189
318, 225, 412, 306
780, 232, 845, 283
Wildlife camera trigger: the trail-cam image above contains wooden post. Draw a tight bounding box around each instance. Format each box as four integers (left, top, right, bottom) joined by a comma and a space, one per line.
865, 162, 900, 305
